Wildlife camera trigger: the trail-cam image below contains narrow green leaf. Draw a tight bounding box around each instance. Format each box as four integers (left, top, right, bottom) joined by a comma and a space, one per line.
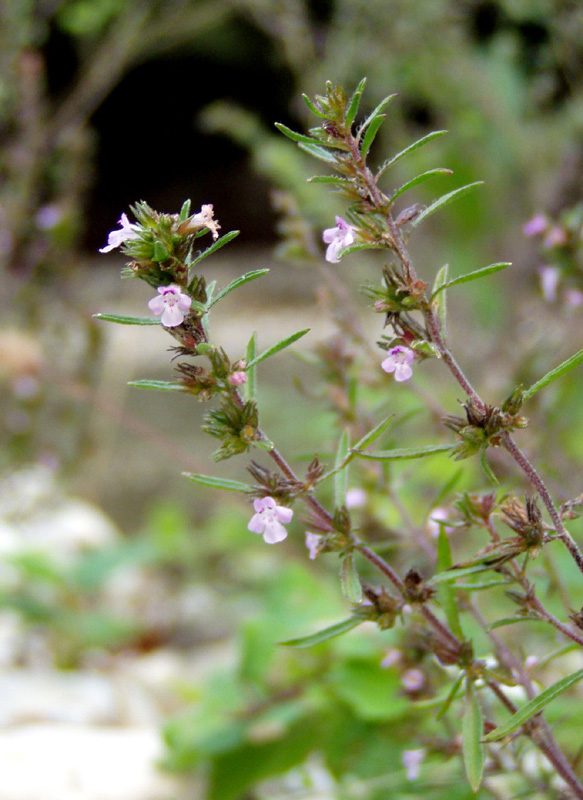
179, 199, 191, 221
245, 332, 257, 402
334, 429, 350, 508
463, 679, 484, 792
189, 230, 240, 267
245, 329, 310, 369
345, 77, 367, 127
353, 414, 395, 452
93, 313, 160, 326
274, 123, 323, 146
205, 280, 217, 306
437, 526, 463, 639
431, 262, 512, 298
486, 616, 542, 631
429, 563, 498, 585
182, 473, 252, 493
340, 554, 363, 604
360, 114, 386, 158
432, 264, 449, 342
523, 346, 583, 402
376, 130, 448, 179
353, 443, 453, 461
302, 92, 328, 119
455, 579, 512, 591
409, 182, 484, 232
128, 380, 185, 392
279, 617, 362, 647
334, 242, 386, 259
357, 93, 397, 141
389, 168, 453, 205
307, 175, 353, 187
298, 142, 338, 165
480, 446, 499, 486
436, 671, 465, 720
208, 269, 270, 308
482, 667, 583, 743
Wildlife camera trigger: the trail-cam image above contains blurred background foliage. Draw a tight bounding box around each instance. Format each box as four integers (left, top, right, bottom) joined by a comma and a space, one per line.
3, 1, 583, 798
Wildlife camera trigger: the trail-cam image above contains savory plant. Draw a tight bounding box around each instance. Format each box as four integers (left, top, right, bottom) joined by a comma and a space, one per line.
98, 80, 583, 799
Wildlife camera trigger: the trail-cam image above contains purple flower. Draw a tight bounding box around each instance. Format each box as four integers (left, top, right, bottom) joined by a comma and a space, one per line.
248, 497, 293, 544
345, 487, 366, 509
401, 668, 425, 692
538, 266, 559, 302
564, 289, 583, 307
522, 213, 547, 237
402, 749, 425, 781
322, 216, 355, 263
148, 284, 192, 327
381, 345, 415, 382
99, 213, 141, 253
305, 531, 321, 559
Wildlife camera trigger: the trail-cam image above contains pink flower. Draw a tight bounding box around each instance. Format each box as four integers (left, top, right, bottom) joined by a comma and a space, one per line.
381, 345, 415, 382
322, 216, 355, 263
248, 497, 293, 544
228, 371, 247, 386
523, 213, 547, 237
99, 213, 140, 253
402, 749, 425, 781
305, 531, 321, 559
148, 284, 192, 327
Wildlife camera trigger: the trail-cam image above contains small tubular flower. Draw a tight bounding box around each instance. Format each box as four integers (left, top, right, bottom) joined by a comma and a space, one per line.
148, 284, 192, 327
248, 497, 293, 544
322, 216, 355, 263
381, 345, 415, 382
99, 213, 141, 253
402, 749, 425, 781
305, 531, 321, 559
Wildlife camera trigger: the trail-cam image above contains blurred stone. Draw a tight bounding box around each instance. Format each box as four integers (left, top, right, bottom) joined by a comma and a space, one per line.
0, 724, 181, 800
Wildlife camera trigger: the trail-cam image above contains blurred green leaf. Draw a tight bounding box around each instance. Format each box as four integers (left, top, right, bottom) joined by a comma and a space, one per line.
93, 313, 160, 325
353, 443, 453, 460
279, 617, 363, 647
482, 667, 583, 743
437, 526, 463, 639
329, 657, 409, 722
128, 380, 185, 392
523, 346, 583, 402
462, 679, 484, 792
182, 473, 252, 492
334, 429, 350, 507
340, 554, 363, 604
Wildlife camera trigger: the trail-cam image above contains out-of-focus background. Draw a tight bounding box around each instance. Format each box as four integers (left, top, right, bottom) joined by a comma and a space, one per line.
3, 1, 583, 798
